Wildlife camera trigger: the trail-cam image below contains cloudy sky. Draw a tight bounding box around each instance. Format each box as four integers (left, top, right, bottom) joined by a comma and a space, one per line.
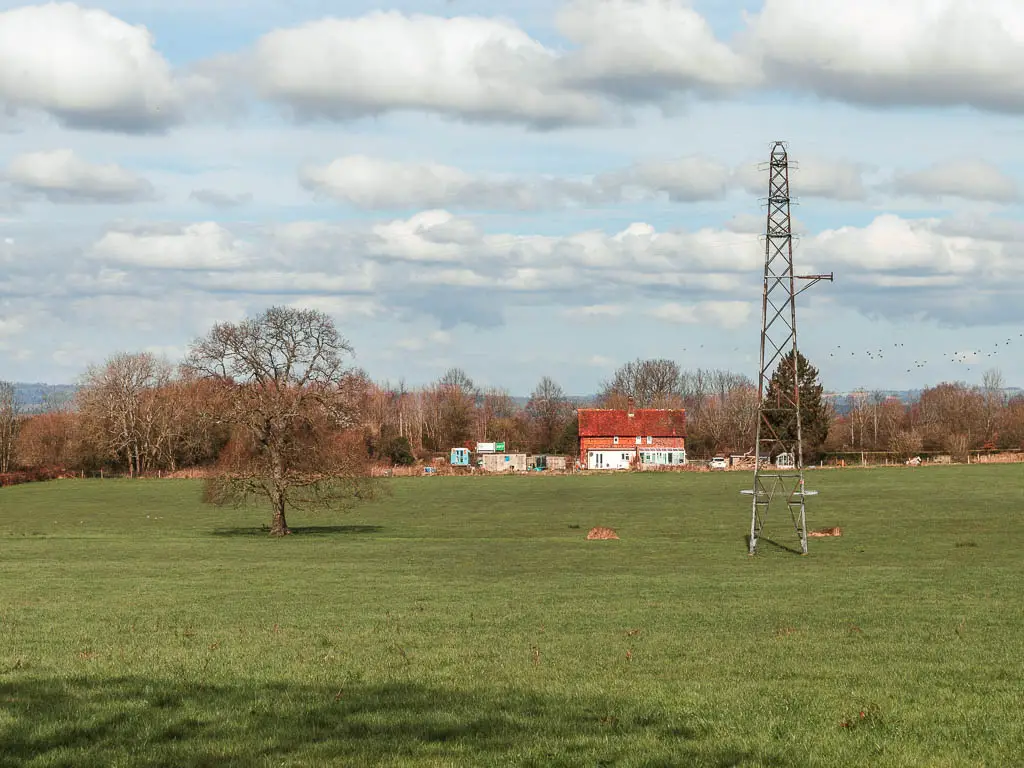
2, 0, 1023, 394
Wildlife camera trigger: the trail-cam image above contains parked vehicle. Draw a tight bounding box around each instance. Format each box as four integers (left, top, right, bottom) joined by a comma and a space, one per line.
710, 456, 728, 469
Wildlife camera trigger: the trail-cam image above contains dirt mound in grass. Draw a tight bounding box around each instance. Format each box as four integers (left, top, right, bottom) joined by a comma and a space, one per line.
587, 526, 619, 540
808, 527, 842, 538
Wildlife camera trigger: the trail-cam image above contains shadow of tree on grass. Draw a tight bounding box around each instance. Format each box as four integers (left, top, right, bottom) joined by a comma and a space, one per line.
212, 525, 383, 537
0, 676, 794, 767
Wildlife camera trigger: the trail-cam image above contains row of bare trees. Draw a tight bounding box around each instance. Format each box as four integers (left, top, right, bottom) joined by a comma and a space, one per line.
6, 349, 1024, 478
2, 359, 229, 475
827, 371, 1024, 461
362, 371, 578, 463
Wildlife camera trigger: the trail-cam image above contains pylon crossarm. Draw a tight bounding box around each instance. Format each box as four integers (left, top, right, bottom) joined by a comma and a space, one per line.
793, 273, 834, 298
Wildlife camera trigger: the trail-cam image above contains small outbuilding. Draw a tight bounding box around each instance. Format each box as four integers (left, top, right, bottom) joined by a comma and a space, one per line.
481, 453, 527, 473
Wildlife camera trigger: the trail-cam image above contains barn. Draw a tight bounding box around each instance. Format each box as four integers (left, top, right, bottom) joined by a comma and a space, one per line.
578, 399, 686, 470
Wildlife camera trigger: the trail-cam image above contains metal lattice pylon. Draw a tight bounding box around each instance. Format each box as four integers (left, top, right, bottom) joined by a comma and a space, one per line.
744, 142, 832, 555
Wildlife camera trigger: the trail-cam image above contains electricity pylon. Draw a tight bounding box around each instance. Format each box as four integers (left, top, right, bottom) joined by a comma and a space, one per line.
745, 142, 833, 555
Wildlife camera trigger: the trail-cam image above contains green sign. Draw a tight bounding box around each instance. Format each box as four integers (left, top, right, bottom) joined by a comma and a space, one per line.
496, 442, 506, 452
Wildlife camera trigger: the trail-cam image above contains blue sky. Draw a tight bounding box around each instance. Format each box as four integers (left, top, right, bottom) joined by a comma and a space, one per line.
1, 0, 1024, 394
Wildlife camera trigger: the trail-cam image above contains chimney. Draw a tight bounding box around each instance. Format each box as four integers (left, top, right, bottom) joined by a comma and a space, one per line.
627, 396, 635, 417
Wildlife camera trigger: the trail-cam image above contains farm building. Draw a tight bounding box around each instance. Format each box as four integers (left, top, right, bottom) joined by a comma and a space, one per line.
481, 453, 528, 473
543, 455, 569, 471
530, 455, 569, 471
578, 399, 686, 470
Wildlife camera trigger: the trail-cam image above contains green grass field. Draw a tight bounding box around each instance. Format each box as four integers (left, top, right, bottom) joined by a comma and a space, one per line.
1, 467, 1022, 767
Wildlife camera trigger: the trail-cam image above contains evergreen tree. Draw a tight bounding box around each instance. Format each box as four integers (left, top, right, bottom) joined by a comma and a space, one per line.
763, 350, 830, 461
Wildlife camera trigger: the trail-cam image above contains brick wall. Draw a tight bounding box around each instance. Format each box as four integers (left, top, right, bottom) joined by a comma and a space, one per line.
580, 436, 685, 453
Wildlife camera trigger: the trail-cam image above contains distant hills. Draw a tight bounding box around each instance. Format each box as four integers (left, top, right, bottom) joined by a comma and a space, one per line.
7, 383, 1022, 414
825, 388, 1024, 415
9, 383, 78, 411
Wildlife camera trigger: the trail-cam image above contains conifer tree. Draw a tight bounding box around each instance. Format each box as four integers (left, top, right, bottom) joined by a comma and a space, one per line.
763, 350, 830, 461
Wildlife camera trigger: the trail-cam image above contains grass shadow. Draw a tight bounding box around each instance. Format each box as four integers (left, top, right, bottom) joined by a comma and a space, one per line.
0, 676, 794, 767
211, 525, 383, 537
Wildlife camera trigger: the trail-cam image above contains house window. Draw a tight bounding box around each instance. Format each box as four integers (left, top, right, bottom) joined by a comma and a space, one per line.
635, 436, 641, 444
613, 436, 619, 445
646, 436, 653, 445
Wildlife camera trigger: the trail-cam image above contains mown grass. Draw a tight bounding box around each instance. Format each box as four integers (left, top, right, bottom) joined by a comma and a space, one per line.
1, 466, 1022, 766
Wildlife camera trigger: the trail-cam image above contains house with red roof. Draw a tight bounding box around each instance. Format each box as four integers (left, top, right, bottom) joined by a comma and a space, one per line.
577, 398, 687, 470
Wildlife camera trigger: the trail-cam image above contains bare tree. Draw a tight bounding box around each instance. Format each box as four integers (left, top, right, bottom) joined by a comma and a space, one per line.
478, 387, 518, 441
76, 353, 174, 477
600, 359, 683, 408
890, 428, 923, 460
525, 376, 572, 453
0, 381, 19, 473
982, 368, 1006, 445
14, 411, 80, 468
912, 382, 985, 452
184, 306, 374, 536
428, 368, 477, 449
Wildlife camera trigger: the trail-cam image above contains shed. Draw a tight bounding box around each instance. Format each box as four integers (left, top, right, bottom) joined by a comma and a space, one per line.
482, 453, 527, 473
547, 455, 568, 471
533, 455, 568, 471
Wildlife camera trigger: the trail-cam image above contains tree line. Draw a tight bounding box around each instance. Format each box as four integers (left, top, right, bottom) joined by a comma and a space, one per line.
826, 370, 1024, 461
0, 357, 766, 476
2, 306, 1023, 486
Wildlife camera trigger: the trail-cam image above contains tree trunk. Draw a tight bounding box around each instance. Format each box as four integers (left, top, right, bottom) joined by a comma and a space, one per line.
270, 487, 290, 536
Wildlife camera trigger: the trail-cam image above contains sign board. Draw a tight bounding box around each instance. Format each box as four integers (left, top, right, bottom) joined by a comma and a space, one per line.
476, 442, 496, 453
496, 442, 506, 452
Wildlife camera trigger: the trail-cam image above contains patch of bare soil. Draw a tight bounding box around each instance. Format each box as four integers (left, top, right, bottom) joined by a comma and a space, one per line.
586, 526, 619, 540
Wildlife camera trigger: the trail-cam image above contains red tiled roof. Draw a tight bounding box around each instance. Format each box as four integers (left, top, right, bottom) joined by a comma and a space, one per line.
578, 409, 686, 437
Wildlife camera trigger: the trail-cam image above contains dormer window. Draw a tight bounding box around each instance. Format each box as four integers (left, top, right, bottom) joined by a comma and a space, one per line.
613, 436, 619, 445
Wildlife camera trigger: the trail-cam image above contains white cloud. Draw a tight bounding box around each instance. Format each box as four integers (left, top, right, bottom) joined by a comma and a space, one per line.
395, 330, 453, 351
0, 4, 188, 131
807, 214, 1004, 275
0, 312, 25, 337
286, 295, 383, 318
191, 270, 375, 294
557, 0, 755, 97
64, 292, 250, 336
297, 150, 883, 212
649, 300, 753, 329
6, 149, 155, 203
598, 156, 733, 202
890, 160, 1019, 202
747, 0, 1024, 113
239, 11, 604, 127
90, 222, 250, 270
302, 153, 739, 210
225, 4, 750, 127
563, 304, 626, 318
300, 155, 474, 209
52, 342, 96, 369
370, 210, 484, 262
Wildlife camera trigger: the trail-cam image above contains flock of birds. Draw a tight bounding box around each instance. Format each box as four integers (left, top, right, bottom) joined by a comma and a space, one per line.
825, 335, 1023, 374
680, 334, 1021, 378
